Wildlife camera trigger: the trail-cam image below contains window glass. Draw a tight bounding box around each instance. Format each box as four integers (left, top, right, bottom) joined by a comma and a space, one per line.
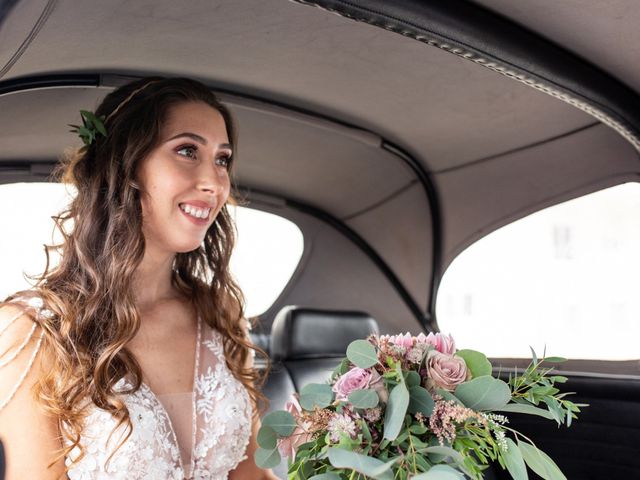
436, 183, 640, 360
0, 183, 303, 317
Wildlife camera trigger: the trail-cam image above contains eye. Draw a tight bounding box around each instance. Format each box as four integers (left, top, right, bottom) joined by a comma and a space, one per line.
216, 154, 232, 169
176, 144, 198, 159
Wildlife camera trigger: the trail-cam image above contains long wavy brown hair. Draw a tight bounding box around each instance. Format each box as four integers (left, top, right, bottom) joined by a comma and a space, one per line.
2, 77, 268, 473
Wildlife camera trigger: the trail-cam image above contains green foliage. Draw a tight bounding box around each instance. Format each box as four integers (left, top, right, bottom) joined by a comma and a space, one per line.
257, 425, 278, 449
348, 389, 379, 409
502, 438, 528, 480
300, 383, 334, 410
261, 411, 297, 436
412, 465, 466, 479
408, 386, 435, 416
496, 403, 554, 420
507, 350, 587, 426
383, 364, 410, 440
327, 448, 397, 480
455, 376, 511, 411
255, 446, 282, 469
346, 340, 378, 368
405, 370, 421, 388
68, 110, 107, 146
456, 349, 493, 378
331, 358, 351, 381
518, 441, 567, 480
254, 340, 583, 480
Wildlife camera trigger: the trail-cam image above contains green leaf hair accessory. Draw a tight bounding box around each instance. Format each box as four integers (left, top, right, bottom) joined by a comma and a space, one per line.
68, 110, 107, 146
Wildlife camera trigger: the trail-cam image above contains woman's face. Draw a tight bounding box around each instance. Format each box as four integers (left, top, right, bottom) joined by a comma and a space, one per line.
137, 101, 232, 256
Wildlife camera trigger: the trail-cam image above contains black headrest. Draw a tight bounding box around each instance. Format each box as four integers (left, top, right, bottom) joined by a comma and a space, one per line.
270, 306, 379, 362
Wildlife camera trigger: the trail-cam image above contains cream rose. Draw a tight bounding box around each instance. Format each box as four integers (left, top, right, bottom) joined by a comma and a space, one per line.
425, 351, 469, 392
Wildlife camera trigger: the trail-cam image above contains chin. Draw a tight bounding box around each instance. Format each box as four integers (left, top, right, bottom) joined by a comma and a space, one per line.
172, 238, 206, 254
177, 244, 204, 254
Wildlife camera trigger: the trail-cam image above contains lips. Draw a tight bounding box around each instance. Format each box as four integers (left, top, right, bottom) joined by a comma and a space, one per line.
179, 203, 211, 219
178, 203, 212, 226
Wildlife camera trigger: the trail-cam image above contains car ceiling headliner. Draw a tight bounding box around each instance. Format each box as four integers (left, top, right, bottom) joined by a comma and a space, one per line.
1, 0, 639, 320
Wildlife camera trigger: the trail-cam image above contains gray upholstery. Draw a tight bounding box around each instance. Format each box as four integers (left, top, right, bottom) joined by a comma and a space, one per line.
269, 306, 379, 362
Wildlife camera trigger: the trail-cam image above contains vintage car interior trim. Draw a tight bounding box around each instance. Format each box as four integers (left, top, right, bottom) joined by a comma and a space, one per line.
292, 0, 640, 153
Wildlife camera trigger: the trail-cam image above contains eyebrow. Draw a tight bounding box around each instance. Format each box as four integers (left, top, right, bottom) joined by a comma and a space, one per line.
167, 132, 232, 151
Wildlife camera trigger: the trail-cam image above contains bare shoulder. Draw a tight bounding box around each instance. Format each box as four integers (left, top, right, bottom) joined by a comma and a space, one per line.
0, 302, 39, 350
0, 303, 66, 479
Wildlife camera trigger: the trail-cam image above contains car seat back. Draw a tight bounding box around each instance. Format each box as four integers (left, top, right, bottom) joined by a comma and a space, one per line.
270, 306, 379, 390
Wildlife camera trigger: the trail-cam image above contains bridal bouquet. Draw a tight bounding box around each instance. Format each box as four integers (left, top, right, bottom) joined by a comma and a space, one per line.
255, 332, 584, 480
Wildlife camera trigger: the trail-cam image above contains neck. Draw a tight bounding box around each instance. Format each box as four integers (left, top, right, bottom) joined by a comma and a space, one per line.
133, 246, 179, 312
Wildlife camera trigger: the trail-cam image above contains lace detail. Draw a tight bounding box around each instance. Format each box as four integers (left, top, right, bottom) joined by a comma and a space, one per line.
65, 380, 184, 480
65, 324, 252, 480
0, 297, 48, 412
192, 331, 252, 478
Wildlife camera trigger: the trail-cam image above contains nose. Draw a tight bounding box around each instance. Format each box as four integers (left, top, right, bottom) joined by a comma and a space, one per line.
197, 159, 229, 195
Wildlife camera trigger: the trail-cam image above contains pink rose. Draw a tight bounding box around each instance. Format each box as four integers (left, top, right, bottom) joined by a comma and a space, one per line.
388, 332, 414, 349
425, 351, 469, 392
417, 332, 456, 355
277, 394, 312, 460
333, 367, 388, 403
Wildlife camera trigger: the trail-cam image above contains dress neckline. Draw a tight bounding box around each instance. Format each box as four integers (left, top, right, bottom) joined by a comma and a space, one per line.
138, 315, 202, 478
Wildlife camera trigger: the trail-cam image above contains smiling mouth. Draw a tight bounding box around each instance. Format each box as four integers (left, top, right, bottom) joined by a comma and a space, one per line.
179, 203, 211, 219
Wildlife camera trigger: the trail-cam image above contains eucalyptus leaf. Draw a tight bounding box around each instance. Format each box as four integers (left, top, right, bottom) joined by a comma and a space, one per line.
496, 403, 554, 420
300, 383, 334, 410
503, 438, 528, 480
261, 410, 296, 436
254, 446, 281, 469
327, 448, 396, 480
346, 339, 378, 368
408, 386, 435, 416
419, 446, 465, 465
256, 425, 277, 449
456, 349, 492, 378
383, 383, 410, 440
331, 358, 350, 380
308, 474, 342, 480
542, 397, 564, 425
405, 370, 421, 387
411, 465, 465, 479
436, 389, 464, 406
348, 389, 379, 409
518, 441, 567, 480
454, 376, 511, 410
529, 347, 538, 365
544, 357, 567, 363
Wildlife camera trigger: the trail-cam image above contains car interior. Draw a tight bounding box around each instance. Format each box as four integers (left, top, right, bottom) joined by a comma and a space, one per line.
1, 1, 640, 479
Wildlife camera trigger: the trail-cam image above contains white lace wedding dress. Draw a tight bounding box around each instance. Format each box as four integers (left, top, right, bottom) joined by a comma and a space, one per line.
0, 298, 252, 480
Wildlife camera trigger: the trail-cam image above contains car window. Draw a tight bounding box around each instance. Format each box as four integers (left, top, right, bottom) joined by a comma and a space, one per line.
436, 182, 640, 360
0, 182, 303, 317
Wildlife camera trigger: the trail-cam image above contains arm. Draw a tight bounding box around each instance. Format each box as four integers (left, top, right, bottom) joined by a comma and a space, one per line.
228, 319, 280, 480
0, 304, 66, 480
228, 410, 280, 480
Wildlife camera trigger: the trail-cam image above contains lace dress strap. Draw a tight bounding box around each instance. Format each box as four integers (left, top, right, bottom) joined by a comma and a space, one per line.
0, 297, 47, 412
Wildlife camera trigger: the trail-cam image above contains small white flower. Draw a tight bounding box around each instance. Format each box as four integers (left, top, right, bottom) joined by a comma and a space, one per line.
406, 346, 425, 364
494, 429, 508, 451
363, 407, 382, 422
327, 412, 358, 443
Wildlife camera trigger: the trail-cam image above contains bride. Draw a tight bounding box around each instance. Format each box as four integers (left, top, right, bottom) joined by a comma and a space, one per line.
0, 77, 279, 479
